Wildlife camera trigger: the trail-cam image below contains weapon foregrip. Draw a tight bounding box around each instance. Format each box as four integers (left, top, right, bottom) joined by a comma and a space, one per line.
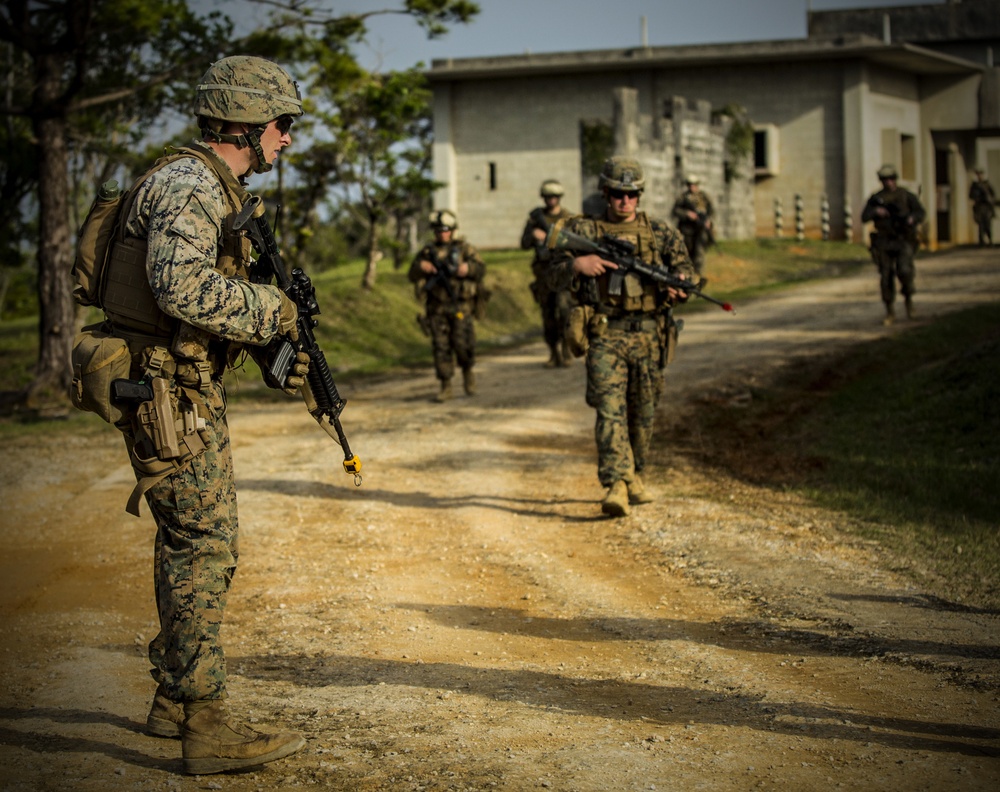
307, 349, 345, 420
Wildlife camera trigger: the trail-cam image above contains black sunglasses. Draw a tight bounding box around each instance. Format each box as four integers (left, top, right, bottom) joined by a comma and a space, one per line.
275, 115, 294, 135
608, 188, 640, 200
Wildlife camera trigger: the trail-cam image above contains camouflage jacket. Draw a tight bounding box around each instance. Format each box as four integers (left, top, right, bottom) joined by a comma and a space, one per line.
861, 185, 926, 243
547, 210, 694, 314
408, 238, 486, 312
120, 141, 284, 347
671, 190, 714, 233
520, 206, 571, 266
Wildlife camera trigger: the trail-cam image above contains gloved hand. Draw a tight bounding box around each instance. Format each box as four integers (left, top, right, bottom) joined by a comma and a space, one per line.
278, 292, 299, 341
283, 350, 311, 396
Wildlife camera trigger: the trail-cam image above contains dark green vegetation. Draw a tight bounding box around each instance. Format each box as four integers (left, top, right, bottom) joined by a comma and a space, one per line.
673, 300, 1000, 609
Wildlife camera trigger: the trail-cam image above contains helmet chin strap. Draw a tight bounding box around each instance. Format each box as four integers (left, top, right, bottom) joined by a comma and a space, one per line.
203, 124, 271, 174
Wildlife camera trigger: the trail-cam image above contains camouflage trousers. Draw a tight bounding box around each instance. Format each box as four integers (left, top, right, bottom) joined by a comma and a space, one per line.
428, 308, 476, 381
585, 327, 662, 487
122, 380, 238, 702
682, 232, 707, 275
538, 287, 573, 353
874, 244, 916, 304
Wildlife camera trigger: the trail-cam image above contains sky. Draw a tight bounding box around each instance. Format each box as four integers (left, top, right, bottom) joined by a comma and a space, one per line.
208, 0, 942, 72
303, 0, 934, 71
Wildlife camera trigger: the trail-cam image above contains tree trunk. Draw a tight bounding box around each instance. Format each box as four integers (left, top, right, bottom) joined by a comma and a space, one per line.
26, 83, 75, 411
361, 220, 380, 290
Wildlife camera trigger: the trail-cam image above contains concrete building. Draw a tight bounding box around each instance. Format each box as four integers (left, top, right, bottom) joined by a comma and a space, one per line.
426, 0, 999, 249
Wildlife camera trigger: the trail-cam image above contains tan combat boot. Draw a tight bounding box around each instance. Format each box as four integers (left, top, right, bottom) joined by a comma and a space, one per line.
435, 379, 453, 402
601, 480, 630, 517
146, 685, 184, 738
462, 368, 476, 396
882, 303, 895, 326
627, 475, 655, 505
181, 699, 305, 775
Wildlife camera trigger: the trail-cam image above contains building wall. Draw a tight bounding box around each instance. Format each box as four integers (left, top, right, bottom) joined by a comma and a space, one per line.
433, 59, 856, 246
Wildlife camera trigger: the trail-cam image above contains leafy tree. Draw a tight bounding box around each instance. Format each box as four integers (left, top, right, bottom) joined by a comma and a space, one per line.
320, 68, 438, 289
244, 1, 476, 287
0, 0, 231, 409
0, 0, 477, 409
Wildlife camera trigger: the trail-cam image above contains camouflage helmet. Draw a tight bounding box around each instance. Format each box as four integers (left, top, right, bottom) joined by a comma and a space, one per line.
194, 55, 303, 125
540, 179, 565, 198
194, 56, 302, 174
685, 173, 700, 185
877, 164, 898, 180
599, 156, 645, 192
430, 209, 458, 230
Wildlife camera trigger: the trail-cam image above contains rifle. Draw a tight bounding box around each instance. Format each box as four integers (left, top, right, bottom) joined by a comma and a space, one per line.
548, 227, 735, 313
423, 245, 463, 316
234, 196, 362, 484
694, 210, 716, 247
871, 196, 916, 241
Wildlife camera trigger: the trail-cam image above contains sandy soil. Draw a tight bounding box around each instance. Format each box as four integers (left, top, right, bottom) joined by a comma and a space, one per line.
1, 246, 999, 791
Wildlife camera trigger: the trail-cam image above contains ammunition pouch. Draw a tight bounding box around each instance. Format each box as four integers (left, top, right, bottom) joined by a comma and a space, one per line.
125, 375, 209, 517
70, 323, 133, 424
565, 304, 594, 357
659, 313, 681, 367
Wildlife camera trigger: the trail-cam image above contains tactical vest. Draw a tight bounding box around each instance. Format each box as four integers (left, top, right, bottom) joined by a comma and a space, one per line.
581, 212, 664, 314
102, 143, 253, 372
424, 240, 478, 308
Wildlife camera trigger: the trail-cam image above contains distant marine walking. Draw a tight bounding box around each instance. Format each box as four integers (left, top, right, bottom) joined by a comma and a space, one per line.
521, 179, 574, 367
861, 164, 926, 325
969, 167, 996, 247
409, 210, 488, 402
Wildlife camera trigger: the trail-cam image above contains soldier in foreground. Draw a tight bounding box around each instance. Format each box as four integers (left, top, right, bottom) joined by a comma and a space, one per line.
671, 174, 715, 275
546, 157, 694, 517
71, 56, 309, 775
861, 164, 926, 325
969, 167, 996, 246
521, 179, 574, 367
409, 210, 487, 401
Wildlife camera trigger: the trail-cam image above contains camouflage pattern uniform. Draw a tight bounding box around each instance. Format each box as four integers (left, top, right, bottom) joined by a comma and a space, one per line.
861, 165, 926, 320
110, 143, 285, 703
671, 181, 714, 275
521, 182, 574, 366
969, 171, 996, 246
548, 209, 694, 490
408, 233, 486, 386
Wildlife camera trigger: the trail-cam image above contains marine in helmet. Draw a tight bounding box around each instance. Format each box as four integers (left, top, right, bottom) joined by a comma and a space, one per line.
544, 156, 694, 517
861, 163, 926, 324
409, 209, 487, 401
969, 166, 996, 246
520, 179, 575, 367
97, 55, 308, 773
671, 173, 715, 275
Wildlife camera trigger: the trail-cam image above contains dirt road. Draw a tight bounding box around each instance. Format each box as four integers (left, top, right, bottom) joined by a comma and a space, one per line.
1, 247, 999, 791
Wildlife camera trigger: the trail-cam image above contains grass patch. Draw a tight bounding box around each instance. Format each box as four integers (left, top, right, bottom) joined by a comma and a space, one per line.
671, 302, 1000, 608
0, 239, 875, 423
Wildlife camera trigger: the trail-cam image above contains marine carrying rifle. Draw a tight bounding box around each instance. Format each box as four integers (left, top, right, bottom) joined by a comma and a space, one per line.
234, 195, 362, 484
423, 245, 463, 316
547, 227, 735, 313
694, 210, 716, 247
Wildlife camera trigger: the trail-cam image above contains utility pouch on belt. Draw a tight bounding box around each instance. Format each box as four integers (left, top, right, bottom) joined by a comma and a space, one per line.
565, 304, 594, 358
70, 323, 132, 423
136, 377, 182, 459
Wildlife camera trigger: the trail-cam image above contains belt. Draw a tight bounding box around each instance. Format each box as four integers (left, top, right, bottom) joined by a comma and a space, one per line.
603, 315, 658, 332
